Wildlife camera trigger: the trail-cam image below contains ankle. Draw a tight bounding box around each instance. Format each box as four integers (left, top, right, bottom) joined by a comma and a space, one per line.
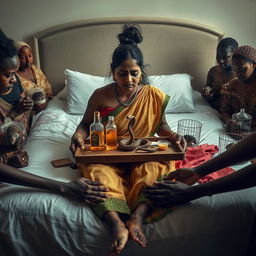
113, 220, 126, 228
131, 203, 150, 219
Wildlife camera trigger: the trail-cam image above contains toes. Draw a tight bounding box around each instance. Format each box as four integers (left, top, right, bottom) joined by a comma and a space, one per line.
130, 229, 147, 248
139, 234, 147, 248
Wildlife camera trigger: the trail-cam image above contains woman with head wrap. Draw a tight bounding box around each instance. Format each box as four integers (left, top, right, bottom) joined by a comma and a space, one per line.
15, 41, 52, 113
220, 45, 256, 130
201, 37, 238, 111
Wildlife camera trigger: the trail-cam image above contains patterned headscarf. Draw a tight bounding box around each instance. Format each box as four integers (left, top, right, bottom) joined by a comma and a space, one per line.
15, 41, 31, 53
233, 45, 256, 63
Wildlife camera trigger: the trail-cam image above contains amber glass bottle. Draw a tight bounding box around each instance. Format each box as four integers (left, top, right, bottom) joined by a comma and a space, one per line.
90, 111, 105, 151
105, 116, 117, 150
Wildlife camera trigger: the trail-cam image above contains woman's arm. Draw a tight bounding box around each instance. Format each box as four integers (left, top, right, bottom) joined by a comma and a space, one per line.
157, 114, 187, 148
144, 163, 256, 208
201, 68, 215, 100
70, 90, 101, 154
219, 81, 238, 124
165, 132, 256, 184
194, 132, 256, 177
0, 163, 109, 205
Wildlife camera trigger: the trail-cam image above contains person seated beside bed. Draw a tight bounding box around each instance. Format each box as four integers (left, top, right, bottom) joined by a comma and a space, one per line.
201, 37, 238, 111
0, 29, 33, 168
15, 41, 52, 114
0, 163, 109, 205
70, 25, 186, 255
144, 132, 256, 208
219, 45, 256, 131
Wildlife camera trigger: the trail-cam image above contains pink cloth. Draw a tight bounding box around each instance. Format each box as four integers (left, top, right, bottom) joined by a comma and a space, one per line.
175, 144, 235, 184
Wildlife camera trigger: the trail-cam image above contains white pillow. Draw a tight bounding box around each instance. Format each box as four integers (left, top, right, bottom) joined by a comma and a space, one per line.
148, 74, 195, 113
65, 69, 194, 114
65, 69, 113, 114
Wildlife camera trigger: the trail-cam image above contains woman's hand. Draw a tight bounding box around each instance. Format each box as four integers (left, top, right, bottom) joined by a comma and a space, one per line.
15, 97, 34, 114
70, 132, 85, 155
7, 150, 29, 168
163, 168, 200, 185
201, 86, 214, 100
169, 132, 187, 149
33, 101, 48, 113
143, 180, 196, 208
60, 178, 109, 205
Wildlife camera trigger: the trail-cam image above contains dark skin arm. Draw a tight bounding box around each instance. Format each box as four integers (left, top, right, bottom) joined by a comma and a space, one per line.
0, 163, 109, 205
201, 67, 214, 100
219, 79, 239, 125
70, 90, 101, 154
157, 114, 187, 149
144, 163, 256, 208
163, 132, 256, 185
13, 94, 34, 116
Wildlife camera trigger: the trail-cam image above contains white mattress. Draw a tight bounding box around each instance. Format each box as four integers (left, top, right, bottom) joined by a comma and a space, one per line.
1, 91, 256, 256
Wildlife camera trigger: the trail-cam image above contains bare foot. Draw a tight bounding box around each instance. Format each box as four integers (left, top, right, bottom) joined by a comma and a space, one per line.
109, 222, 129, 256
126, 214, 146, 248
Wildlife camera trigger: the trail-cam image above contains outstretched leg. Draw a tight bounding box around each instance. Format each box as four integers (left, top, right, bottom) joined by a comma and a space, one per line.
104, 211, 129, 256
126, 202, 150, 248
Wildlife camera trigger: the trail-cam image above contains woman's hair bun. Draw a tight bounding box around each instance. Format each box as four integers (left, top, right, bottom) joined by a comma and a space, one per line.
117, 25, 143, 45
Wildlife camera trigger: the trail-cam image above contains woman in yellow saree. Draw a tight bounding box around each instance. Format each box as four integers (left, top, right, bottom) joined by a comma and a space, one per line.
70, 25, 186, 256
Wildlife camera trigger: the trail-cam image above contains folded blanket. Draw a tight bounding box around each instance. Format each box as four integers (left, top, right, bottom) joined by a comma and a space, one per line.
175, 144, 235, 184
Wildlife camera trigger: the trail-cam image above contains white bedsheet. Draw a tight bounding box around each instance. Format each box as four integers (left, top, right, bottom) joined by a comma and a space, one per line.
1, 92, 256, 256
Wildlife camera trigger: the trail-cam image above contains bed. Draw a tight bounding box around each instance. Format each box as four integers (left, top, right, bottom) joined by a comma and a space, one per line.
1, 17, 256, 256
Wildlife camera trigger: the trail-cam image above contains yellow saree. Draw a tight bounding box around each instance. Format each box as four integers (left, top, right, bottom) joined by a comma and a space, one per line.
79, 85, 175, 217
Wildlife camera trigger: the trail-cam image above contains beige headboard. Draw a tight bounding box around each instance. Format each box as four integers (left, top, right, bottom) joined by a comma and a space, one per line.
33, 17, 224, 95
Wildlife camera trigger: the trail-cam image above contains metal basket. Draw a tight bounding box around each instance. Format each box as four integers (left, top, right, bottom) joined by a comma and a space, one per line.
177, 119, 202, 146
218, 133, 244, 154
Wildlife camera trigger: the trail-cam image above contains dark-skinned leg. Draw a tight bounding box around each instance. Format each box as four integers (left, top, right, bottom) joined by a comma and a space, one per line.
126, 202, 150, 248
104, 211, 129, 256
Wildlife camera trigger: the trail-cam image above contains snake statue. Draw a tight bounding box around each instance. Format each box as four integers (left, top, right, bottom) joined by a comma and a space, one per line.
118, 115, 151, 151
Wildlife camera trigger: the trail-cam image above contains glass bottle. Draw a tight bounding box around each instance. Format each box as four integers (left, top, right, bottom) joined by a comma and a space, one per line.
90, 111, 105, 151
232, 108, 252, 134
105, 116, 117, 150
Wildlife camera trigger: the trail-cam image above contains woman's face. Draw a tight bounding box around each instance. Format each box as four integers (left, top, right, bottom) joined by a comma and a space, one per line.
0, 56, 19, 93
18, 46, 33, 70
112, 58, 142, 92
232, 57, 256, 81
217, 46, 233, 70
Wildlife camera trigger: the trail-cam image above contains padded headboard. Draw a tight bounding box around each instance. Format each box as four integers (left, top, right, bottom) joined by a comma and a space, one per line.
33, 17, 224, 95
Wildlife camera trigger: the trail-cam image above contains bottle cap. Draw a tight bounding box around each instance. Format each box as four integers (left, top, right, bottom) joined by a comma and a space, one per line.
108, 116, 114, 121
94, 111, 101, 118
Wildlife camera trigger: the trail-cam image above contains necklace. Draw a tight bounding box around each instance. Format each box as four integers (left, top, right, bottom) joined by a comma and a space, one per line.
115, 84, 139, 107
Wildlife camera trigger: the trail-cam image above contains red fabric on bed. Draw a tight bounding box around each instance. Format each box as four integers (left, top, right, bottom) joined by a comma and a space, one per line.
175, 144, 235, 184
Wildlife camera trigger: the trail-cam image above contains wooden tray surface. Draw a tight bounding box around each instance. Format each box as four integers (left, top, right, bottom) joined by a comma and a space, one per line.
75, 137, 185, 164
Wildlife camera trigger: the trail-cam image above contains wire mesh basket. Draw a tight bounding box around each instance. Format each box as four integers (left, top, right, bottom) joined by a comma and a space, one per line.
177, 119, 202, 146
218, 133, 244, 154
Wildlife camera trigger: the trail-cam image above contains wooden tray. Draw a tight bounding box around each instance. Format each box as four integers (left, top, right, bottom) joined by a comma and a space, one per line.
75, 137, 185, 164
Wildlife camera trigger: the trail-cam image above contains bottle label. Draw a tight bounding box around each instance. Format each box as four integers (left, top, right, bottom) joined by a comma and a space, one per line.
91, 132, 100, 146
